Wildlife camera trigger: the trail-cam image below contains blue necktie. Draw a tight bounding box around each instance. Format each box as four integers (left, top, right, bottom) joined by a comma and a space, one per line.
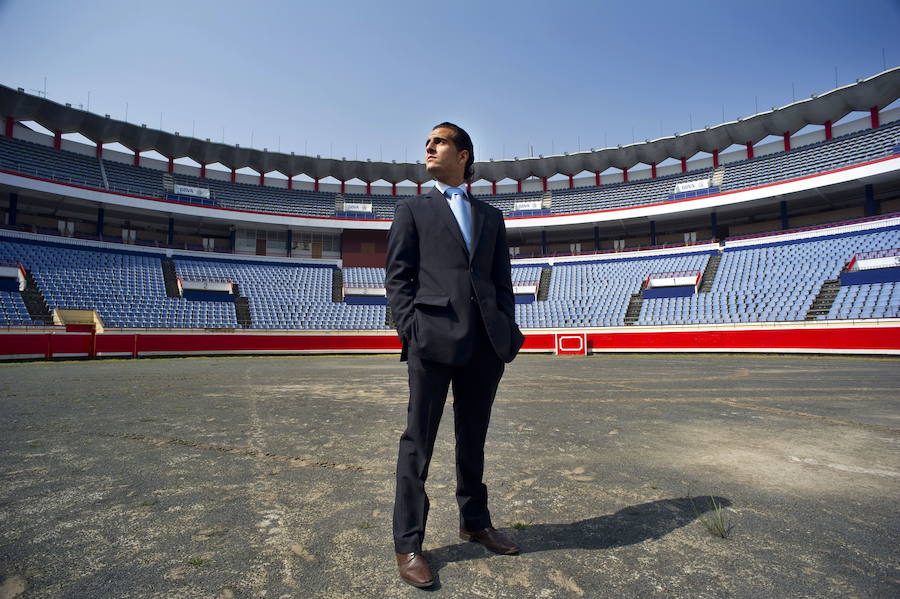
446, 186, 472, 251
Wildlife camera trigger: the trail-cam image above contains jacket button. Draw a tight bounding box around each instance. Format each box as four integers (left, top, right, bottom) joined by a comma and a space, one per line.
470, 296, 476, 302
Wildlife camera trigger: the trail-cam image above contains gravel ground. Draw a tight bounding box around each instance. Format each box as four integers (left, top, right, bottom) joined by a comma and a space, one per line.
0, 354, 898, 598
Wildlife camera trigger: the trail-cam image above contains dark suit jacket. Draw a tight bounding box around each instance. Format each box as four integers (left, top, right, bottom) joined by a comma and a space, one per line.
385, 186, 524, 366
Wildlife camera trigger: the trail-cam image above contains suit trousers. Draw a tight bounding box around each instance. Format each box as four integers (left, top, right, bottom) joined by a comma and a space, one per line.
392, 326, 505, 553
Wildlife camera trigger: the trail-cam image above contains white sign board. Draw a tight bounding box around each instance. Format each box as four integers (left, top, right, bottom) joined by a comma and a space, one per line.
674, 179, 711, 193
181, 280, 232, 293
343, 286, 386, 297
514, 200, 543, 211
0, 266, 20, 279
647, 271, 700, 288
857, 256, 900, 270
343, 203, 373, 213
174, 184, 211, 199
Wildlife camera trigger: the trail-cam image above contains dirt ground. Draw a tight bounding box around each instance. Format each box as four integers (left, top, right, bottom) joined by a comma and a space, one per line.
1, 354, 898, 598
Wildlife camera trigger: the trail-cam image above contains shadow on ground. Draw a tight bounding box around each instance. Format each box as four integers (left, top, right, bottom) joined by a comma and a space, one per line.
428, 496, 731, 575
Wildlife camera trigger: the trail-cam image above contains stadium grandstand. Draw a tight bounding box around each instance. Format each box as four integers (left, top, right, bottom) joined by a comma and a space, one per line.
1, 68, 899, 359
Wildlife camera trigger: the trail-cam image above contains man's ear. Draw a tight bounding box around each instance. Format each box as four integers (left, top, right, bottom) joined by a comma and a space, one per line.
458, 149, 469, 166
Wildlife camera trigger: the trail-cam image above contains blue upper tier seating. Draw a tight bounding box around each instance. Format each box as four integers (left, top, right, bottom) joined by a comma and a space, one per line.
510, 121, 900, 217
0, 135, 103, 188
2, 119, 898, 219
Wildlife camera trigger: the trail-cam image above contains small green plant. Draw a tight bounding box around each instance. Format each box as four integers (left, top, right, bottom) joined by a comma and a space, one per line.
512, 521, 528, 530
187, 556, 210, 567
692, 496, 733, 539
357, 521, 373, 530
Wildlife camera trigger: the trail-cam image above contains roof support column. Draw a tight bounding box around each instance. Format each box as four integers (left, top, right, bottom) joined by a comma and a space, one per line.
54, 131, 62, 150
710, 211, 718, 240
568, 174, 574, 189
517, 179, 522, 193
541, 177, 547, 192
286, 229, 293, 258
593, 225, 600, 251
870, 106, 880, 128
680, 157, 686, 173
391, 182, 396, 196
416, 182, 421, 194
864, 183, 877, 217
97, 206, 104, 237
651, 163, 657, 179
133, 150, 140, 166
712, 150, 719, 168
466, 182, 471, 193
745, 142, 754, 160
824, 120, 833, 140
4, 116, 13, 138
259, 172, 265, 186
780, 200, 789, 230
540, 230, 548, 255
230, 168, 236, 184
366, 181, 371, 195
200, 163, 206, 178
621, 168, 628, 183
783, 132, 791, 152
7, 192, 16, 226
168, 157, 174, 174
649, 220, 657, 246
594, 171, 600, 186
96, 142, 103, 159
491, 181, 497, 195
287, 177, 293, 190
314, 178, 319, 192
340, 180, 345, 194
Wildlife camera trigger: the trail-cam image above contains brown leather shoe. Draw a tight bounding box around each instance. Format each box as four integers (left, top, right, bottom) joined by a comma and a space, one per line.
459, 527, 520, 554
395, 552, 434, 588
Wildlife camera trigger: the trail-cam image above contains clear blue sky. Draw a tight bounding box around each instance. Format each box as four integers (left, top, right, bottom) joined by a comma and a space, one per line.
1, 0, 898, 167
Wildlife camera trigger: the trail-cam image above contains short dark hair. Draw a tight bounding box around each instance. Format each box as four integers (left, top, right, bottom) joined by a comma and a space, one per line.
434, 121, 475, 181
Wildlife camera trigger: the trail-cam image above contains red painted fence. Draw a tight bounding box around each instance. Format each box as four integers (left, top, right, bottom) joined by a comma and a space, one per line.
1, 321, 898, 361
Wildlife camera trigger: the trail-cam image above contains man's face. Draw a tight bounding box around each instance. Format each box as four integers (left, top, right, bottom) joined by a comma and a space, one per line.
425, 127, 468, 182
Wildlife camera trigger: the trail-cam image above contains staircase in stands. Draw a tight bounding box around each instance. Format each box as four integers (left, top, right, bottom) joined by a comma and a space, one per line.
231, 283, 253, 328
624, 292, 643, 325
20, 271, 52, 324
537, 266, 552, 301
699, 254, 722, 293
806, 279, 841, 320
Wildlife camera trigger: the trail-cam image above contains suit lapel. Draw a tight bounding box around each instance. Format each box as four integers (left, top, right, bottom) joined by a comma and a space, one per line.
428, 187, 469, 255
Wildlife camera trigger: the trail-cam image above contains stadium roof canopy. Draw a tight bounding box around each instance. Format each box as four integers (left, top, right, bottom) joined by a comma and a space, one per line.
2, 67, 898, 184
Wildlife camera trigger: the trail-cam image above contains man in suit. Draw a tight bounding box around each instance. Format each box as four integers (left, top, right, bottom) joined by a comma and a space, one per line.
386, 122, 525, 587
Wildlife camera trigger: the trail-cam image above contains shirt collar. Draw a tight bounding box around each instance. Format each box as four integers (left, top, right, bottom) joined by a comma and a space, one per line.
434, 180, 467, 199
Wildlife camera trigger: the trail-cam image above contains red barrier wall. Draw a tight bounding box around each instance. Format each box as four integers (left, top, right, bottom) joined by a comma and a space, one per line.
586, 326, 900, 353
1, 323, 898, 361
